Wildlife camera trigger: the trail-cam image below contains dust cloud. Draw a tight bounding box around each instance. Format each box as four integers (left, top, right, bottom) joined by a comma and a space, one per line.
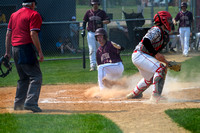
85, 71, 200, 100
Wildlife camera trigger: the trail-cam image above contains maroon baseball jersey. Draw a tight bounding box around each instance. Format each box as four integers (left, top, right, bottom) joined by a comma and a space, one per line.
175, 11, 193, 27
96, 41, 122, 65
83, 9, 110, 32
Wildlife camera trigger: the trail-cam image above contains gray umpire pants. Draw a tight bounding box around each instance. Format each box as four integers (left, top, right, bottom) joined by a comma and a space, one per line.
12, 46, 42, 107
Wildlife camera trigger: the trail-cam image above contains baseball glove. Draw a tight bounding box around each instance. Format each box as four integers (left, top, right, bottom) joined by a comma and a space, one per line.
168, 61, 181, 72
0, 56, 12, 78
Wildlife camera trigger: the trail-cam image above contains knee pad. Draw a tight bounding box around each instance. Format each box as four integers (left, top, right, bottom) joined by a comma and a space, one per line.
153, 64, 167, 95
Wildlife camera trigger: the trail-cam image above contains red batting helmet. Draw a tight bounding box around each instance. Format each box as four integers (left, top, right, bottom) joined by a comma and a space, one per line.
153, 11, 172, 32
95, 28, 107, 40
91, 0, 100, 5
181, 2, 187, 8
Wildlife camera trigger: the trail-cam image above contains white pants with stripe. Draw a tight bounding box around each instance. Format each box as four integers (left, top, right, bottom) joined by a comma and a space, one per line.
98, 62, 124, 90
87, 31, 100, 69
179, 27, 190, 56
131, 51, 166, 96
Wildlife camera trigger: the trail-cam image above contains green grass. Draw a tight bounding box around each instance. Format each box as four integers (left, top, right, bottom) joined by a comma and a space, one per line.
165, 108, 200, 133
0, 55, 137, 87
168, 56, 200, 82
1, 55, 200, 132
0, 113, 122, 133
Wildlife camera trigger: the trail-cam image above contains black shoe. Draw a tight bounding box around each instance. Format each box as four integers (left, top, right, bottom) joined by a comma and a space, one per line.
24, 105, 42, 112
127, 92, 143, 99
14, 105, 24, 110
134, 93, 143, 98
170, 49, 176, 53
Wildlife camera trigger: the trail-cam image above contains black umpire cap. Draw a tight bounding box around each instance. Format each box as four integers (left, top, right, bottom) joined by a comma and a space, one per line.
23, 0, 37, 5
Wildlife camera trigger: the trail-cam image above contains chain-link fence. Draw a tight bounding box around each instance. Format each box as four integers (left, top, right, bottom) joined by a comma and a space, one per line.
0, 0, 199, 60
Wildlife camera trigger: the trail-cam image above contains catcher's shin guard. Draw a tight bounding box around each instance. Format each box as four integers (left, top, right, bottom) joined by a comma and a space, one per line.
127, 78, 153, 99
152, 64, 167, 96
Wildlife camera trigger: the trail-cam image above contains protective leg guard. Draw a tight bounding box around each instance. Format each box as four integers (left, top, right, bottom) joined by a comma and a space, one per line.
127, 78, 153, 99
152, 64, 167, 96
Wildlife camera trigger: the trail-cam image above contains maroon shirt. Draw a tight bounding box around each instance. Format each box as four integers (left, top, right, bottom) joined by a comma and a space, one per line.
83, 9, 110, 32
96, 41, 122, 65
175, 11, 193, 28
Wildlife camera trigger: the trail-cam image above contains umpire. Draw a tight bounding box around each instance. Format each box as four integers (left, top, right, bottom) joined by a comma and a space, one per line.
4, 0, 43, 112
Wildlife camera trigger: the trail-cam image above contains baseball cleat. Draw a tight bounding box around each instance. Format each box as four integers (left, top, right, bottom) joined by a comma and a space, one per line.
24, 105, 42, 112
90, 67, 96, 71
14, 105, 24, 110
150, 95, 167, 103
126, 92, 143, 99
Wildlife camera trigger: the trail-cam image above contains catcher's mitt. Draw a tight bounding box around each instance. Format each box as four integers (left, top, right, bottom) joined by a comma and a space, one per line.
168, 61, 181, 72
0, 56, 12, 78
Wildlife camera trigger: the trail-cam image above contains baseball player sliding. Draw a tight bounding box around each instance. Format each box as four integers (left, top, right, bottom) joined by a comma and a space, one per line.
127, 11, 173, 102
95, 28, 124, 90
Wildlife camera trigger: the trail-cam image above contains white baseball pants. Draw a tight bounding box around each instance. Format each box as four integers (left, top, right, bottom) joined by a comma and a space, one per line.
87, 31, 100, 69
98, 62, 124, 90
131, 51, 166, 96
179, 27, 190, 56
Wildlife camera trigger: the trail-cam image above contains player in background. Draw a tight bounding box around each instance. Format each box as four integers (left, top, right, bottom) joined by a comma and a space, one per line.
95, 28, 124, 90
173, 2, 194, 57
81, 0, 110, 71
126, 11, 173, 102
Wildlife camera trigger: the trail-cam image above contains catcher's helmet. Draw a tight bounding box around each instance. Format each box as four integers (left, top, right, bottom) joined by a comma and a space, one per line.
153, 11, 172, 32
0, 56, 12, 78
91, 0, 100, 5
95, 28, 107, 40
181, 2, 187, 8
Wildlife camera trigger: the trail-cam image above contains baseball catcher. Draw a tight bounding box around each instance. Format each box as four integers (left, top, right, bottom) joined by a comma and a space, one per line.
126, 11, 174, 102
0, 56, 12, 78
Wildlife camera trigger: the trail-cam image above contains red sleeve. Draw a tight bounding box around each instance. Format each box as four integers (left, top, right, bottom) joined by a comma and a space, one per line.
30, 12, 42, 31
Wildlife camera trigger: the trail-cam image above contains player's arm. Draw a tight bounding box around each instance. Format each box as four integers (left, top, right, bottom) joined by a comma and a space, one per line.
143, 38, 157, 56
143, 38, 168, 65
103, 20, 110, 24
30, 30, 44, 62
5, 30, 12, 59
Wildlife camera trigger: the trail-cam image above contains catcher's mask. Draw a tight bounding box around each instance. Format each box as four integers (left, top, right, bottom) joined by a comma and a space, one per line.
95, 28, 108, 41
0, 56, 12, 78
153, 11, 172, 32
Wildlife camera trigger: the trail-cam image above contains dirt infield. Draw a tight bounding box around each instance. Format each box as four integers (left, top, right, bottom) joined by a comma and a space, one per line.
0, 53, 200, 133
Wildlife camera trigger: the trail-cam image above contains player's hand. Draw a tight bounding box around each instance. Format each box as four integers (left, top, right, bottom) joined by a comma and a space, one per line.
155, 53, 168, 65
38, 51, 44, 62
81, 30, 85, 38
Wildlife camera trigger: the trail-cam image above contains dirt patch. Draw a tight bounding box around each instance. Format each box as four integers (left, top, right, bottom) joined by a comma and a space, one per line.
0, 53, 200, 133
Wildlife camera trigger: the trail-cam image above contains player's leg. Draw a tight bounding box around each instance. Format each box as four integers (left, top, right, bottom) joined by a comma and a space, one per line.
98, 62, 124, 90
87, 31, 97, 70
183, 27, 190, 56
151, 63, 167, 100
179, 27, 185, 55
127, 51, 160, 99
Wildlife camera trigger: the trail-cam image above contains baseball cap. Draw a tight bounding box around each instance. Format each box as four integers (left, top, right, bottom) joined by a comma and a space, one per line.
72, 16, 76, 20
23, 0, 37, 5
